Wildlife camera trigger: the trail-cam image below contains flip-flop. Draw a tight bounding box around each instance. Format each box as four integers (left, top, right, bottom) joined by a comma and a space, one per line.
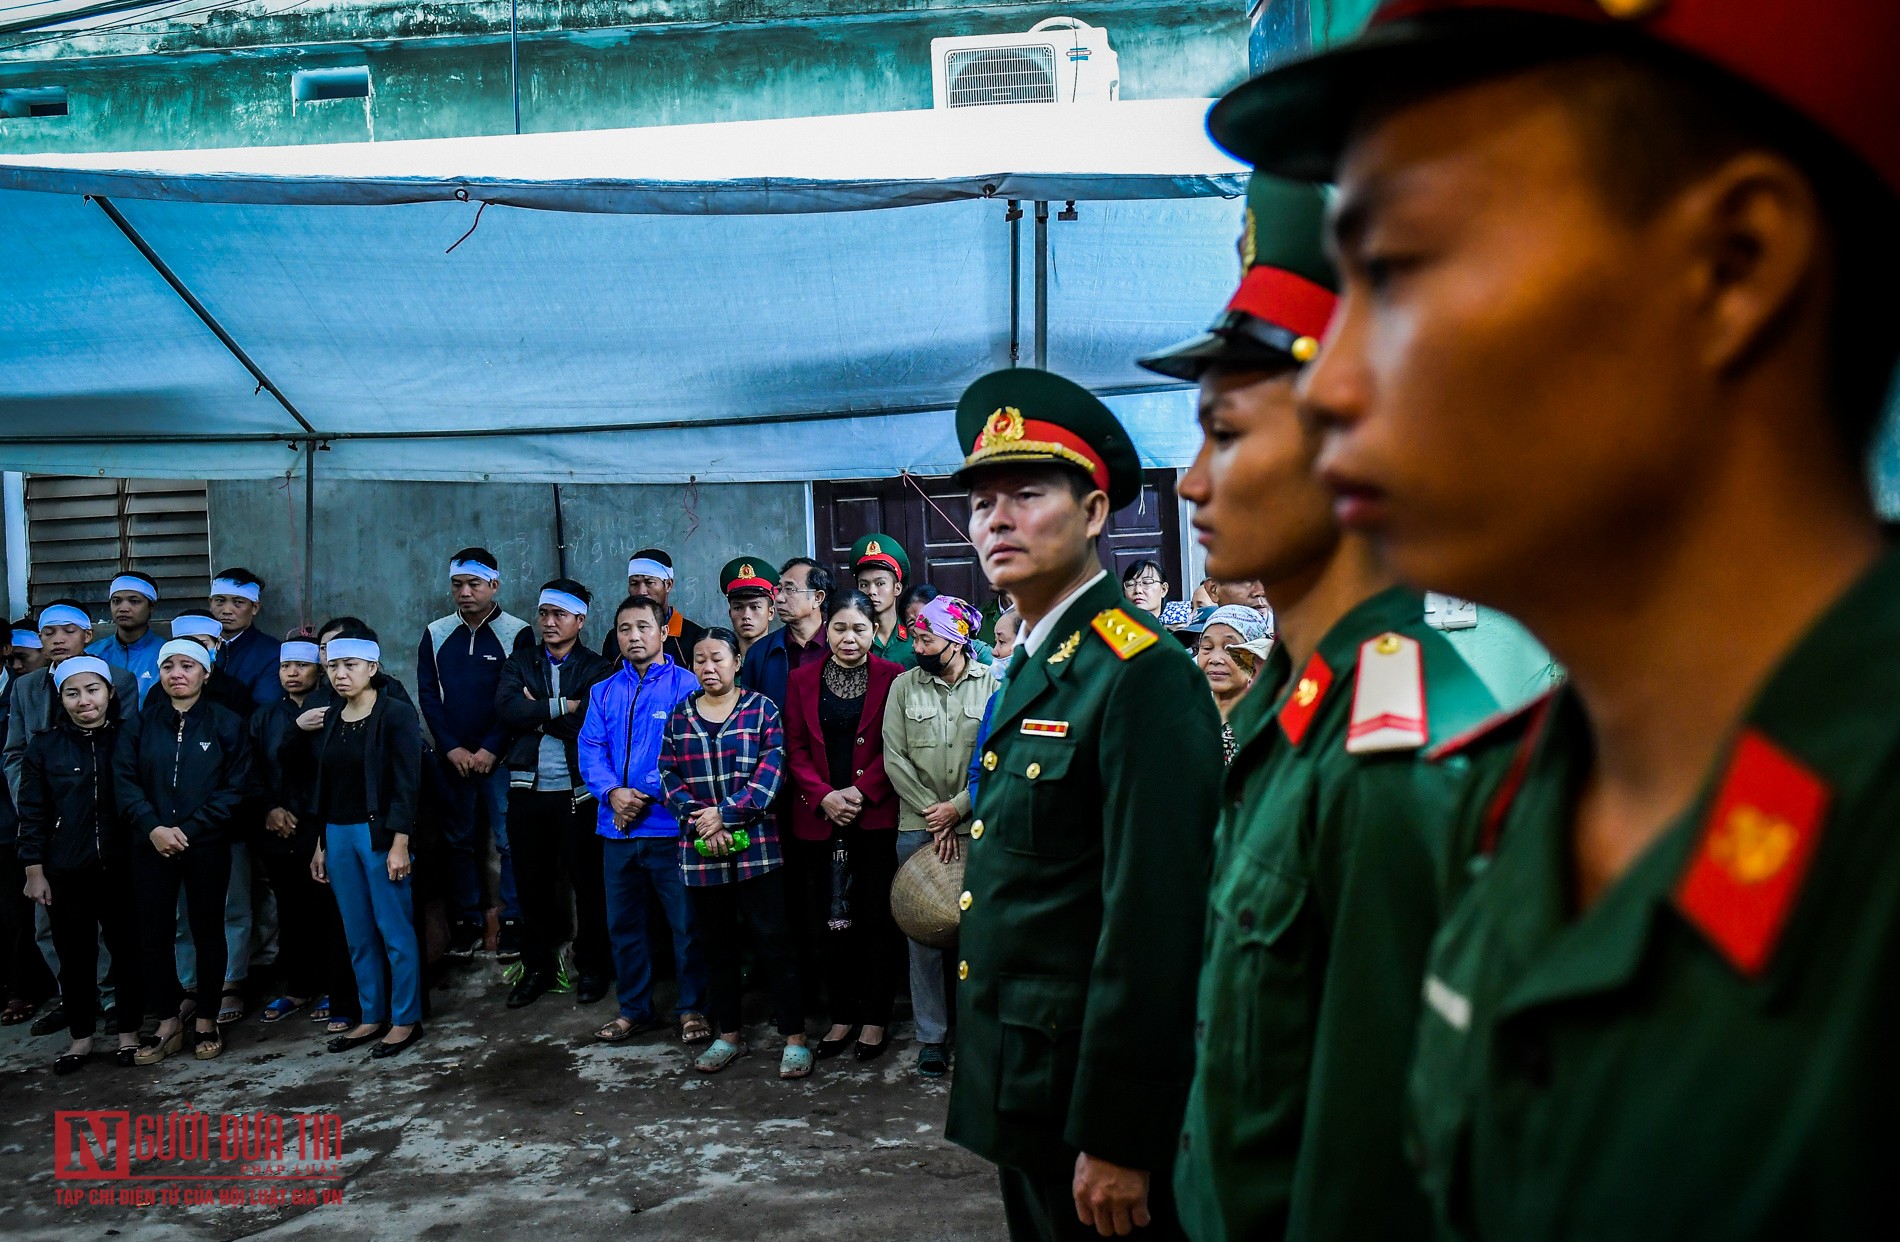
309, 996, 332, 1021
259, 997, 310, 1024
595, 1015, 662, 1043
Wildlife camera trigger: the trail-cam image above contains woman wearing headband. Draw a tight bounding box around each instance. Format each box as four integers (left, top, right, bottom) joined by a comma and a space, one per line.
114, 637, 252, 1064
310, 625, 426, 1059
17, 656, 144, 1073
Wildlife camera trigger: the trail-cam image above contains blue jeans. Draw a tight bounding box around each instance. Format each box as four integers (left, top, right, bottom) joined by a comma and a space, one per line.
325, 822, 422, 1026
601, 835, 706, 1023
439, 764, 519, 923
896, 830, 949, 1044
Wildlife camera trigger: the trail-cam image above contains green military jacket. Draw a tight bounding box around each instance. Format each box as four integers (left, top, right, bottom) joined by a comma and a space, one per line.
946, 574, 1224, 1176
1411, 549, 1900, 1239
873, 622, 916, 670
1176, 587, 1499, 1242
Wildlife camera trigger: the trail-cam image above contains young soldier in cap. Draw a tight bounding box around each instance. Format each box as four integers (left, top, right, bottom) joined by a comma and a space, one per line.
1141, 171, 1497, 1241
208, 568, 283, 709
719, 557, 778, 660
1219, 2, 1900, 1235
945, 368, 1223, 1241
87, 573, 163, 704
849, 534, 916, 669
596, 548, 705, 668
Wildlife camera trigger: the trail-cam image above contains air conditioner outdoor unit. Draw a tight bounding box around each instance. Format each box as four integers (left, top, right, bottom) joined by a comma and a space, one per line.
931, 17, 1120, 110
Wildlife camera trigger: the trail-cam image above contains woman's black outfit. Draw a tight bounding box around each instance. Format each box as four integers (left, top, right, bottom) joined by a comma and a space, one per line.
250, 695, 357, 1021
816, 671, 900, 1029
16, 704, 140, 1039
113, 695, 252, 1020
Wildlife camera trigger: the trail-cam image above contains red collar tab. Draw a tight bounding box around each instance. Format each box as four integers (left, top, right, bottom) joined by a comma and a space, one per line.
1224, 265, 1338, 344
1673, 729, 1830, 977
1277, 652, 1334, 747
1370, 0, 1900, 201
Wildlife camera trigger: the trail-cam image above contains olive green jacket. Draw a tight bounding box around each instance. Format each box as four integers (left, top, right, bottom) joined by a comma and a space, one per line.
1411, 548, 1900, 1240
882, 660, 996, 831
1176, 587, 1499, 1242
946, 574, 1223, 1176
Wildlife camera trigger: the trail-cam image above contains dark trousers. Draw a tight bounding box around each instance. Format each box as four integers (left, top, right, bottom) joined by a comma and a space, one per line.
782, 832, 830, 1016
817, 826, 901, 1028
45, 861, 142, 1038
0, 843, 55, 1003
131, 839, 231, 1019
508, 789, 610, 980
601, 836, 706, 1023
259, 846, 356, 1019
998, 1163, 1185, 1242
688, 868, 802, 1037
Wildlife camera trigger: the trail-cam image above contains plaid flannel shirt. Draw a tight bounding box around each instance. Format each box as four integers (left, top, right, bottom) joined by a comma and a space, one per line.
659, 689, 786, 886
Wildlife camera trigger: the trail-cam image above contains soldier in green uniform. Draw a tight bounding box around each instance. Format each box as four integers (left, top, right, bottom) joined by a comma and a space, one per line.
1140, 171, 1499, 1240
849, 533, 916, 669
945, 368, 1224, 1241
718, 555, 779, 661
1216, 1, 1900, 1235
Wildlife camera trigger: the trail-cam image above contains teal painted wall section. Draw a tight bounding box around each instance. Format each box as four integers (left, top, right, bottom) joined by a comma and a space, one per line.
1443, 607, 1559, 712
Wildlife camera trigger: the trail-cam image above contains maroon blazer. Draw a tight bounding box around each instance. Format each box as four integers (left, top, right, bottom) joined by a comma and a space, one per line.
782, 655, 903, 842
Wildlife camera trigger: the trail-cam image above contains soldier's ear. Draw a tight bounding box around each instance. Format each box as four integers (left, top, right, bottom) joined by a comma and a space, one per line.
1082, 489, 1112, 539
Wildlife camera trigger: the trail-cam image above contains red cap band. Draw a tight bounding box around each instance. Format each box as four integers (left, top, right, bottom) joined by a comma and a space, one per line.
726, 577, 775, 595
1225, 266, 1338, 342
1018, 420, 1112, 494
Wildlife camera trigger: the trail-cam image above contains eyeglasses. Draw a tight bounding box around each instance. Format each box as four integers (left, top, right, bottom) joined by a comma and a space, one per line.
778, 586, 817, 596
1126, 577, 1164, 589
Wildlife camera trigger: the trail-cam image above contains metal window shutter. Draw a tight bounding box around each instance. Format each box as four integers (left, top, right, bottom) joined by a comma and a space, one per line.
25, 476, 211, 621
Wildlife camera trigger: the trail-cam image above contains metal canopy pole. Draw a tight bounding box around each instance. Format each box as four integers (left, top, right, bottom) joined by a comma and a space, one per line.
1033, 200, 1049, 369
510, 0, 521, 135
303, 439, 316, 627
1007, 200, 1023, 365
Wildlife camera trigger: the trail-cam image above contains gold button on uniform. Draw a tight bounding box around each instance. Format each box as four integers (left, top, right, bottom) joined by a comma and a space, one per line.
983, 751, 997, 771
971, 820, 985, 840
1026, 762, 1042, 780
958, 960, 969, 981
959, 890, 973, 911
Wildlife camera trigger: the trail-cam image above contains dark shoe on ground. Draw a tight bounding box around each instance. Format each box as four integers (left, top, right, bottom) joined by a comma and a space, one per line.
496, 919, 522, 963
116, 1039, 153, 1068
507, 971, 553, 1009
370, 1025, 424, 1059
573, 975, 609, 1005
816, 1026, 861, 1060
446, 921, 483, 959
326, 1025, 388, 1053
54, 1050, 92, 1076
29, 1004, 68, 1037
593, 1015, 664, 1043
855, 1034, 891, 1063
916, 1043, 949, 1077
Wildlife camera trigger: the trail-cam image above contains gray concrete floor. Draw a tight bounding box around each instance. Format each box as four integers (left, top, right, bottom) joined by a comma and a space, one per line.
0, 964, 1006, 1240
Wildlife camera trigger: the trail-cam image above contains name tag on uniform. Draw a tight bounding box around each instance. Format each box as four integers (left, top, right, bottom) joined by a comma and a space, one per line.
1020, 719, 1069, 738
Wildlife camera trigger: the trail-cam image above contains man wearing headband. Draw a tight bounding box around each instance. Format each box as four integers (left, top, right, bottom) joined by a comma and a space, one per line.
208, 568, 283, 710
596, 548, 705, 669
5, 602, 137, 809
6, 620, 46, 681
495, 579, 615, 1008
719, 556, 778, 660
86, 573, 163, 705
0, 625, 58, 1031
1220, 1, 1900, 1234
419, 546, 532, 961
882, 591, 996, 1081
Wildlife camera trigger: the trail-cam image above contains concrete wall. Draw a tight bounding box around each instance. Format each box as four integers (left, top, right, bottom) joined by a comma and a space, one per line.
208, 476, 808, 688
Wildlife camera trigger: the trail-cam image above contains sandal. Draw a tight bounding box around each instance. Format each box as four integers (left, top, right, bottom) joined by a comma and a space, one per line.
135, 1027, 185, 1066
217, 988, 246, 1025
116, 1040, 151, 1068
679, 1012, 712, 1043
0, 997, 38, 1026
259, 997, 311, 1024
194, 1028, 224, 1060
779, 1043, 815, 1080
326, 1017, 356, 1035
594, 1015, 662, 1043
692, 1038, 747, 1073
309, 996, 331, 1021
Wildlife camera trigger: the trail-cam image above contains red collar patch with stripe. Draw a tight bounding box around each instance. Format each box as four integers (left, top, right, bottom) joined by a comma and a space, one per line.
1277, 652, 1333, 748
1673, 730, 1830, 977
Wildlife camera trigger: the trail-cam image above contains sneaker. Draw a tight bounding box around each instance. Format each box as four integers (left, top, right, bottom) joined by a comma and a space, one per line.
916, 1043, 949, 1077
496, 919, 523, 964
446, 921, 483, 959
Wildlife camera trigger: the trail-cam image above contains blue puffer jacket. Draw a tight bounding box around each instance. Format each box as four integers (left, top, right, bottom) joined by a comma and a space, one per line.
577, 656, 699, 839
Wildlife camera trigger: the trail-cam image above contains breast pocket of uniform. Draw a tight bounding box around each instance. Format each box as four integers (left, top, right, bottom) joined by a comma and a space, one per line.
1201, 853, 1310, 1090
995, 972, 1087, 1120
998, 741, 1083, 859
903, 701, 941, 747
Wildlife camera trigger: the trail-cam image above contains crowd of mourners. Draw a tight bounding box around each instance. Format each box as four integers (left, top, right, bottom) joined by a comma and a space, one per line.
0, 544, 1259, 1080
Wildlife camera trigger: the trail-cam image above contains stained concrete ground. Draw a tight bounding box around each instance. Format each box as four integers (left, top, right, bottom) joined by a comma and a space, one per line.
0, 961, 1007, 1240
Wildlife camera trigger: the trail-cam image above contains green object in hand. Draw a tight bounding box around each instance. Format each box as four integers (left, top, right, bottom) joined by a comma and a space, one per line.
694, 828, 750, 856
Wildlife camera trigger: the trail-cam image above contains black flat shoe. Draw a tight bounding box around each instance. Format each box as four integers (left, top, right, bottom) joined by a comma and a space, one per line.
854, 1035, 890, 1063
506, 972, 552, 1009
573, 976, 609, 1005
370, 1025, 424, 1059
326, 1026, 388, 1053
54, 1051, 91, 1076
29, 1005, 67, 1037
816, 1026, 861, 1060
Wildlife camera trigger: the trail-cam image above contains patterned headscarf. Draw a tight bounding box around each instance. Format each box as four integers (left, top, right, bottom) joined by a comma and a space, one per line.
1203, 604, 1270, 645
913, 594, 980, 648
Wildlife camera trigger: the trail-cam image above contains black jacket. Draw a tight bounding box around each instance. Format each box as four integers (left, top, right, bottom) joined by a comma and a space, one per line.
206, 666, 259, 721
310, 689, 422, 853
249, 695, 320, 858
113, 695, 253, 848
0, 676, 16, 848
495, 642, 614, 793
17, 707, 123, 870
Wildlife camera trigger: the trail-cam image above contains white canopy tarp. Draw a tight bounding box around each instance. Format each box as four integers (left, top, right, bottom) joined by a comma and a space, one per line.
0, 99, 1245, 482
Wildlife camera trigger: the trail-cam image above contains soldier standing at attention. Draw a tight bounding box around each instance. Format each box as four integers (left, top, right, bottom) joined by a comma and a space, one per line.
1217, 1, 1900, 1235
1140, 170, 1498, 1241
945, 368, 1223, 1241
847, 534, 917, 670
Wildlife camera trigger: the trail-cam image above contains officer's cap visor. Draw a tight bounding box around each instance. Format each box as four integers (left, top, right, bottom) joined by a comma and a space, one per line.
1138, 322, 1302, 383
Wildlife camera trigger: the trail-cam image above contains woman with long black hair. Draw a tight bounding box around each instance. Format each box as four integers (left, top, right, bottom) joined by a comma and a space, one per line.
115, 639, 251, 1064
310, 625, 426, 1059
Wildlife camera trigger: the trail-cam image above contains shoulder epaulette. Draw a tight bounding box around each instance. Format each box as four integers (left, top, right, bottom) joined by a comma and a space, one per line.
1422, 685, 1560, 763
1090, 608, 1158, 661
1345, 631, 1428, 754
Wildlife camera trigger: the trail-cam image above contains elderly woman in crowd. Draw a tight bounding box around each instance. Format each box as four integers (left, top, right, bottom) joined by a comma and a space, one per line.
783, 590, 903, 1063
660, 628, 810, 1079
1196, 604, 1274, 764
882, 593, 994, 1079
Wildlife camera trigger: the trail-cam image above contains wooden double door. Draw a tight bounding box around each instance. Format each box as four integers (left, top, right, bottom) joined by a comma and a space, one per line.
811, 470, 1183, 609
